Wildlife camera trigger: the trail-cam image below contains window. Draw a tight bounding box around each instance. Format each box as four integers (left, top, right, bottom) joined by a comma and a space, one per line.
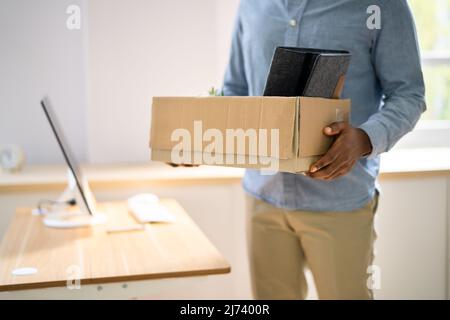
410, 0, 450, 120
395, 0, 450, 149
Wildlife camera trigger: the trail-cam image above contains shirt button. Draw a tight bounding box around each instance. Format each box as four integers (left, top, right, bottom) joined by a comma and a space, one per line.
289, 19, 297, 27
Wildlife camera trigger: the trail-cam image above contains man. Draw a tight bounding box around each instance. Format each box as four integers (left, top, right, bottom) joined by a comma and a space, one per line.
222, 0, 425, 299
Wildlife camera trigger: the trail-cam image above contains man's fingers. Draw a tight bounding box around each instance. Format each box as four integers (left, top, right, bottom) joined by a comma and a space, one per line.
310, 146, 340, 173
309, 160, 341, 180
310, 156, 348, 180
323, 121, 348, 136
310, 157, 356, 180
310, 154, 335, 173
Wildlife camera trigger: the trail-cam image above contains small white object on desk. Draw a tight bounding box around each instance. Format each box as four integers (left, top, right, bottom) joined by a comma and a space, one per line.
127, 193, 175, 223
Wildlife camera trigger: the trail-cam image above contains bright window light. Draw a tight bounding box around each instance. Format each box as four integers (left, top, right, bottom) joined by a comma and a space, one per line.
394, 0, 450, 149
409, 0, 450, 121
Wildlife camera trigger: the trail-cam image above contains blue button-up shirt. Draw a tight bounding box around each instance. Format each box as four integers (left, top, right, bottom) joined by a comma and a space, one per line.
222, 0, 426, 211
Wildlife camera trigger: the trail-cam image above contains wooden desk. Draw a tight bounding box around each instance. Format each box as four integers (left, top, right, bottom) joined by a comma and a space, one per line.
0, 199, 230, 299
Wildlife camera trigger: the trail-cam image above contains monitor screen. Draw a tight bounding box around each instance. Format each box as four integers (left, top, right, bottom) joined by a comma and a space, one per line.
40, 97, 94, 215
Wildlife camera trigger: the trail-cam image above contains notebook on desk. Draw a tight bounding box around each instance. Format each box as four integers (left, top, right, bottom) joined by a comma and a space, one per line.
263, 47, 351, 98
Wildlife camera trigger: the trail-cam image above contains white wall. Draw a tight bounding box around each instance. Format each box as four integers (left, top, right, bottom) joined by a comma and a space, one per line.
0, 0, 88, 164
374, 177, 449, 299
86, 0, 239, 163
0, 0, 240, 165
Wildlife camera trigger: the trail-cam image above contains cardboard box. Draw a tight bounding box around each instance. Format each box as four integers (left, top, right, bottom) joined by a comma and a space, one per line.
149, 96, 350, 173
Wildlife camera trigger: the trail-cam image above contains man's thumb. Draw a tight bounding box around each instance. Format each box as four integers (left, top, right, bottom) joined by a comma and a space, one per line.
323, 122, 347, 136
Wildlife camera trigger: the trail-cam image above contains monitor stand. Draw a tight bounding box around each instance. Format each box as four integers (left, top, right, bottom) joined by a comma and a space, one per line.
42, 170, 107, 229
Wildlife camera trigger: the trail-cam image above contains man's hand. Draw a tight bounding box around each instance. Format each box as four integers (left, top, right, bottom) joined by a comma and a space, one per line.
307, 122, 372, 180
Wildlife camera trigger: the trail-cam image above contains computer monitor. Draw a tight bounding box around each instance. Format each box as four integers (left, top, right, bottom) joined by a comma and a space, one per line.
40, 97, 99, 223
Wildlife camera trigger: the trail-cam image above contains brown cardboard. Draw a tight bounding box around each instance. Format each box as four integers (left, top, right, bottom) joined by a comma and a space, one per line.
149, 96, 350, 173
298, 97, 350, 157
150, 96, 297, 159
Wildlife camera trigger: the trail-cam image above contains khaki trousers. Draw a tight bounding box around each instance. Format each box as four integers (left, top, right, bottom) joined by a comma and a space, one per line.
246, 193, 379, 300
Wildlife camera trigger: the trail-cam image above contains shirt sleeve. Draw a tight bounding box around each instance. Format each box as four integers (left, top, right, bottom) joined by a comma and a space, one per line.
358, 0, 426, 159
222, 8, 248, 97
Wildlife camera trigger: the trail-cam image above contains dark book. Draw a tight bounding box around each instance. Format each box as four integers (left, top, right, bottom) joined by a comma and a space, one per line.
263, 47, 351, 98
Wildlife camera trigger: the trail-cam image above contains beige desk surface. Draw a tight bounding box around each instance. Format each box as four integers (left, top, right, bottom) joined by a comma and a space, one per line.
0, 199, 231, 291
